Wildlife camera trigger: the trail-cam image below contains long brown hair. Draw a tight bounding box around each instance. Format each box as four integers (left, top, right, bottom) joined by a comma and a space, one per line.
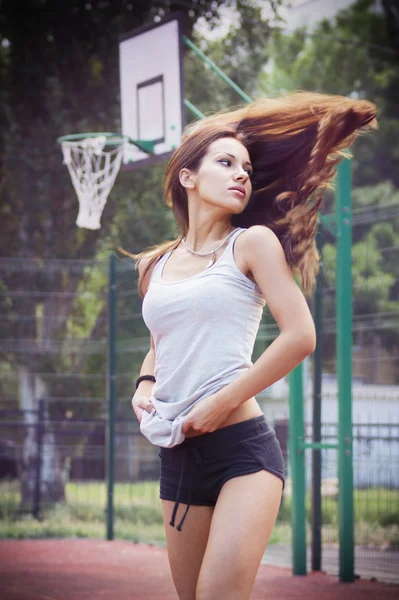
128, 91, 377, 297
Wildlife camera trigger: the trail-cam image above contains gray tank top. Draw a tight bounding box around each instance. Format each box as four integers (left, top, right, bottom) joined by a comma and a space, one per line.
140, 227, 266, 447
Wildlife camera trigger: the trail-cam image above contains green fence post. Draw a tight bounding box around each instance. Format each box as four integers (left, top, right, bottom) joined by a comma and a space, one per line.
335, 159, 354, 582
289, 364, 307, 575
106, 254, 117, 541
312, 227, 324, 572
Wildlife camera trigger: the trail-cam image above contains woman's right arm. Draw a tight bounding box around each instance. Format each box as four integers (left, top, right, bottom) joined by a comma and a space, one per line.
131, 256, 157, 423
131, 337, 156, 422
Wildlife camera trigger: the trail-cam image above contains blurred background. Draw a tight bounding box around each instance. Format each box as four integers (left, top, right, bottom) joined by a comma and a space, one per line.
0, 0, 398, 584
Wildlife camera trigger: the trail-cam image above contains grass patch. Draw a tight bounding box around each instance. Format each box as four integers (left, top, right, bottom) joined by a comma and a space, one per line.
0, 480, 398, 547
0, 480, 166, 543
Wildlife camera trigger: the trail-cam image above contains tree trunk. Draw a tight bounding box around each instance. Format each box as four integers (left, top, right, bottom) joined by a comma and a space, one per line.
18, 366, 65, 514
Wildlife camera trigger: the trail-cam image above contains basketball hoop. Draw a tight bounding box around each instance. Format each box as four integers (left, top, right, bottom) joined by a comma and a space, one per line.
57, 132, 129, 230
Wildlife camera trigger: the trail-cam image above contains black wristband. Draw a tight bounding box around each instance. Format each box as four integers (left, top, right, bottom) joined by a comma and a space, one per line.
135, 375, 156, 390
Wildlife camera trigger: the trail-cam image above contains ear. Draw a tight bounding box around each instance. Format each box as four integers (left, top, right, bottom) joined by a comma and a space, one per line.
179, 168, 196, 190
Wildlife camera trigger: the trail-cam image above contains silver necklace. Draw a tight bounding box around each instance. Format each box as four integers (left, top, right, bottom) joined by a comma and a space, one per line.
181, 228, 238, 268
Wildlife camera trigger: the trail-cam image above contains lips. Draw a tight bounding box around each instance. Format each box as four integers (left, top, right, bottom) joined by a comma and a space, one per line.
229, 186, 246, 198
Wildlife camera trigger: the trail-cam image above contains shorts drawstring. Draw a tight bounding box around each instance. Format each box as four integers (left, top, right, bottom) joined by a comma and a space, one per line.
169, 447, 203, 532
160, 416, 286, 529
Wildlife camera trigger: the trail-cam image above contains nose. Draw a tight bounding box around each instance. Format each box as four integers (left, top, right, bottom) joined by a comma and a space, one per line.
233, 166, 249, 182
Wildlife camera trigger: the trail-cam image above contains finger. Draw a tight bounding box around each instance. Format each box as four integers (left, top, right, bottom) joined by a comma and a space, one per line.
134, 395, 149, 406
182, 419, 191, 434
137, 400, 156, 415
136, 397, 150, 409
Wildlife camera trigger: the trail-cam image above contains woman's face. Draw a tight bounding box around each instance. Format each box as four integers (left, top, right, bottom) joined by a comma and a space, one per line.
183, 137, 253, 214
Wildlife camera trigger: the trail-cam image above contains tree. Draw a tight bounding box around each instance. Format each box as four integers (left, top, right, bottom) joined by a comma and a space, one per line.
254, 0, 399, 380
256, 0, 399, 187
0, 0, 284, 510
185, 0, 278, 115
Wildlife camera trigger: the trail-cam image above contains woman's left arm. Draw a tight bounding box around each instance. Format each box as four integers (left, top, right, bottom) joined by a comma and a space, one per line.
182, 225, 316, 434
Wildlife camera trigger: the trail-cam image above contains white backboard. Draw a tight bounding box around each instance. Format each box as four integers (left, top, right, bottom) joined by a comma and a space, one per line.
119, 14, 185, 168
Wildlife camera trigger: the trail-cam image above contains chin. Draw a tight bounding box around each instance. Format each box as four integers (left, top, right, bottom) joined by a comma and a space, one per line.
232, 202, 248, 214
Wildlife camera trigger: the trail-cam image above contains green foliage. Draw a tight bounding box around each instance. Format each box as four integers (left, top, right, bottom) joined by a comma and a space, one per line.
256, 0, 399, 188
254, 1, 399, 368
1, 1, 272, 417
186, 1, 277, 116
66, 265, 107, 340
1, 0, 398, 514
0, 0, 289, 428
321, 181, 399, 359
1, 480, 398, 547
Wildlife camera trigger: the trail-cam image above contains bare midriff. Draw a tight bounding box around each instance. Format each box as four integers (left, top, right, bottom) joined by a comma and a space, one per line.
184, 396, 263, 438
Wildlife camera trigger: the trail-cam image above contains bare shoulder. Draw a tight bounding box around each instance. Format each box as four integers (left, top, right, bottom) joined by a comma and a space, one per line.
240, 225, 281, 245
234, 225, 284, 280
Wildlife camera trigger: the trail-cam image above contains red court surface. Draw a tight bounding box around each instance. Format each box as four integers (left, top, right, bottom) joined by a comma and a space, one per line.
0, 539, 397, 600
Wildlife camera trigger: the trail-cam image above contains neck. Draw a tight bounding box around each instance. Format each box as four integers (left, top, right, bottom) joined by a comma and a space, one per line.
183, 224, 236, 253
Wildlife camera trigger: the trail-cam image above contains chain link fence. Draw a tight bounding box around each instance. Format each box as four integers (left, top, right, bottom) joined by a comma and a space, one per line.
0, 243, 398, 581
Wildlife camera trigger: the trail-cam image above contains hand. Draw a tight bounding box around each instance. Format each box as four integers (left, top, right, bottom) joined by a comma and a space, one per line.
131, 394, 156, 423
182, 393, 231, 435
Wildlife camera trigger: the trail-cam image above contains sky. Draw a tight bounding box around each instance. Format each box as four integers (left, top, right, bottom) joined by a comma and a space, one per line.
194, 0, 371, 39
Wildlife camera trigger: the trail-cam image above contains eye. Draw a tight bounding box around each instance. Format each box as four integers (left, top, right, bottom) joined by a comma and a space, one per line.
218, 158, 252, 177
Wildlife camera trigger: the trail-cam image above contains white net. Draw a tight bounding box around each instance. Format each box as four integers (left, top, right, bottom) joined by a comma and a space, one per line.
60, 135, 126, 230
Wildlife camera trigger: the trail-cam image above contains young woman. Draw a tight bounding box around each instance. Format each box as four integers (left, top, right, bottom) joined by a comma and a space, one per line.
130, 92, 377, 600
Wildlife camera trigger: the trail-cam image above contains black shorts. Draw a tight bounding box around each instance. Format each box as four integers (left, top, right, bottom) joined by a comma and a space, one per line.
159, 415, 286, 532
